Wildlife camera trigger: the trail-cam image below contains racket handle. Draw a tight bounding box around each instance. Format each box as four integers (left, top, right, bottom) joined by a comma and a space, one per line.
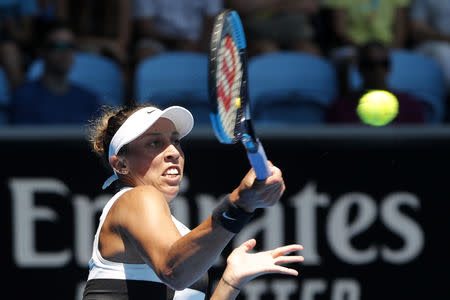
247, 141, 271, 180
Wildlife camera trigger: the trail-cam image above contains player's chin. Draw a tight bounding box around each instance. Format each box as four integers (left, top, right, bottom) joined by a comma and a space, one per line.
161, 173, 182, 187
160, 182, 181, 199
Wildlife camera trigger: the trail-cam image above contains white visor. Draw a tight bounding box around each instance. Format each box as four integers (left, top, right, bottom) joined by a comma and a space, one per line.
102, 106, 194, 189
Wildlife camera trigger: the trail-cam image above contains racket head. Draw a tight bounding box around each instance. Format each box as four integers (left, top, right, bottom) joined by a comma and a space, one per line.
208, 10, 250, 144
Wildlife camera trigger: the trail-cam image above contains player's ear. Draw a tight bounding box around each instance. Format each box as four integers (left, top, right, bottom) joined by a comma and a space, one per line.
110, 155, 129, 175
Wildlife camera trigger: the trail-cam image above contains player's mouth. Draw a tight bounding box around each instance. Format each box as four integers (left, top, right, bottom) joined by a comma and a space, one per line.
163, 166, 181, 179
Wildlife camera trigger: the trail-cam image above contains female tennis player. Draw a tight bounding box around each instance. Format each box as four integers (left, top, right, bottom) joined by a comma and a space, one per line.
82, 104, 303, 300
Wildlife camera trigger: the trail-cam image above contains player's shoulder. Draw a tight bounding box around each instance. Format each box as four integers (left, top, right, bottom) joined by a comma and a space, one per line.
116, 185, 167, 210
103, 188, 169, 241
110, 185, 169, 224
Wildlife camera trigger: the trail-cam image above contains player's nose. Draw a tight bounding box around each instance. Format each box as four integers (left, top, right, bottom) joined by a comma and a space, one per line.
164, 144, 181, 161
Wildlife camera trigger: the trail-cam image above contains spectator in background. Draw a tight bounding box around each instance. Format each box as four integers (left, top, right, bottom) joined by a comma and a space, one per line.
323, 0, 410, 94
227, 0, 322, 57
9, 21, 100, 125
64, 0, 131, 67
409, 0, 450, 95
132, 0, 223, 63
35, 0, 68, 38
0, 0, 38, 89
326, 41, 425, 124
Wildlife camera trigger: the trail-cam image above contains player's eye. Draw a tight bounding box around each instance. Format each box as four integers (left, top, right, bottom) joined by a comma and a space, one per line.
147, 140, 160, 147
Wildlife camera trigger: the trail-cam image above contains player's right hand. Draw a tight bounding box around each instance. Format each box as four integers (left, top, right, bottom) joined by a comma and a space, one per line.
229, 161, 285, 213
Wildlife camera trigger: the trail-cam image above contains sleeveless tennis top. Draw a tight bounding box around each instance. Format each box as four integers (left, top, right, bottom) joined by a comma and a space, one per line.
83, 187, 208, 300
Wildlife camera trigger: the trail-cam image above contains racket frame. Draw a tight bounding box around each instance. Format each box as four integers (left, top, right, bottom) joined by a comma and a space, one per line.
208, 10, 271, 179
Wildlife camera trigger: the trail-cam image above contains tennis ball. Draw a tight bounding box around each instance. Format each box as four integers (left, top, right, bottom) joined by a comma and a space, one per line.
357, 90, 399, 126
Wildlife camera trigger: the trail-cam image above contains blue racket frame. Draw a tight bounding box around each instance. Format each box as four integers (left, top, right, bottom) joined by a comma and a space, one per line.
209, 11, 246, 144
209, 10, 271, 180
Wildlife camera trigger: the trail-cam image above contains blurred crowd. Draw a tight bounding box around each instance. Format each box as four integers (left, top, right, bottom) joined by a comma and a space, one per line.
0, 0, 449, 126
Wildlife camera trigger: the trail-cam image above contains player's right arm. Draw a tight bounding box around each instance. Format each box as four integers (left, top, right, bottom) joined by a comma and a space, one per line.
229, 162, 285, 213
115, 185, 234, 290
112, 166, 284, 290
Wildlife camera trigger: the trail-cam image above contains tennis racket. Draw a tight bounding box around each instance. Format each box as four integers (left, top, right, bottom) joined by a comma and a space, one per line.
208, 9, 271, 180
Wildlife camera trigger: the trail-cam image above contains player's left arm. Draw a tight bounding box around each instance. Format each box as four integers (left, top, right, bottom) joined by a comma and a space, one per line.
210, 239, 304, 300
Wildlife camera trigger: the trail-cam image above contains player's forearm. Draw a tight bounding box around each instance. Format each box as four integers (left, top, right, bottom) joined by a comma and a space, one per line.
161, 216, 235, 290
161, 195, 254, 290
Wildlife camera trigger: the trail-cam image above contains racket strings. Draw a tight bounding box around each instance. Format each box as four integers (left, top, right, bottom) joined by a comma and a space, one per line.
216, 35, 243, 139
220, 37, 237, 111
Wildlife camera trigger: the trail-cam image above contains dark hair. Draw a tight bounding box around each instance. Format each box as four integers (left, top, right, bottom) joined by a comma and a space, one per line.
88, 104, 154, 166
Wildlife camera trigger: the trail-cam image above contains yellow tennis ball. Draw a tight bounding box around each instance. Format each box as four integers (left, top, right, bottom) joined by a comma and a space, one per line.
357, 90, 399, 126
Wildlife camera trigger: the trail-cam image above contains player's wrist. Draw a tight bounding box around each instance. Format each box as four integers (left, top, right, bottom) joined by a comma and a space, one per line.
229, 189, 255, 213
221, 275, 241, 292
212, 195, 254, 233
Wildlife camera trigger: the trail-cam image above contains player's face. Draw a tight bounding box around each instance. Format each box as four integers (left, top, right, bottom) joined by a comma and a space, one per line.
124, 118, 184, 201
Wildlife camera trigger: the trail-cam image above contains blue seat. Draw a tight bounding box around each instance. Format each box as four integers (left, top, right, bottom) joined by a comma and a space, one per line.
0, 67, 10, 124
350, 50, 446, 123
27, 52, 124, 106
134, 51, 210, 124
248, 52, 338, 125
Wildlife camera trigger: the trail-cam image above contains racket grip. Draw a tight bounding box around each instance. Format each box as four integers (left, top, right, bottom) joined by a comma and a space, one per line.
247, 142, 271, 180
